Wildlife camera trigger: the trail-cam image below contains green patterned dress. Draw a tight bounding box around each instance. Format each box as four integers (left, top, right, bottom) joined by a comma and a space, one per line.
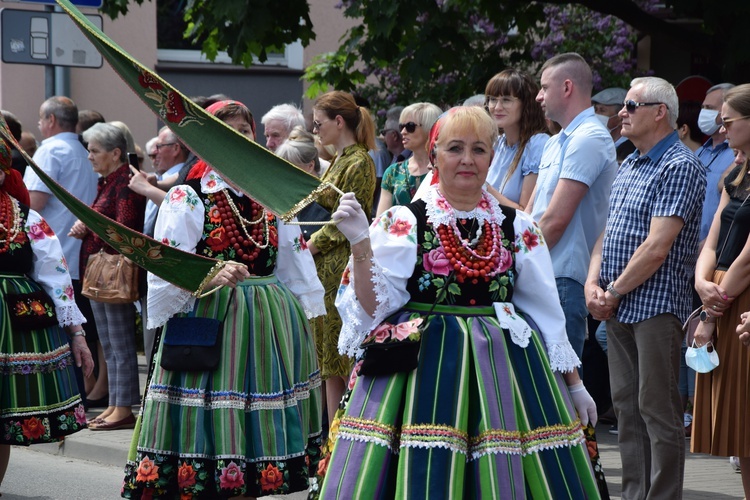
122, 170, 325, 499
381, 160, 427, 207
1, 198, 88, 446
310, 143, 375, 379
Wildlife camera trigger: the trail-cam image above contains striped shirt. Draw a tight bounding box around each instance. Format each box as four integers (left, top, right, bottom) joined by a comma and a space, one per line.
600, 131, 705, 324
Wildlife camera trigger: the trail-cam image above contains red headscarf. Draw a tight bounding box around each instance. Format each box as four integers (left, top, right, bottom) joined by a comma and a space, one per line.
187, 100, 255, 181
0, 138, 29, 206
427, 108, 457, 185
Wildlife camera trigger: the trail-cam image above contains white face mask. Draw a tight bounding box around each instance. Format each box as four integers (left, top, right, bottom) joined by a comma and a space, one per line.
698, 109, 720, 136
595, 113, 611, 127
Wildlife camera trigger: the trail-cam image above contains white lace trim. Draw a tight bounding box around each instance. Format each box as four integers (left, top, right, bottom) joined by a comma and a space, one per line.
493, 302, 532, 348
56, 303, 86, 327
336, 429, 586, 460
423, 186, 505, 228
146, 290, 194, 329
337, 257, 392, 358
298, 295, 326, 319
282, 278, 326, 319
469, 433, 586, 461
546, 342, 582, 373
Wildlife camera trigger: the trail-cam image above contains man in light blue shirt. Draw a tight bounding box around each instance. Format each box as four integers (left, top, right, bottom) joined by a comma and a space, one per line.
695, 83, 736, 243
527, 53, 618, 359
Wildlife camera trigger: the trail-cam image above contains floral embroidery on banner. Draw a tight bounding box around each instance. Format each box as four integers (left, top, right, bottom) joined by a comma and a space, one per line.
102, 224, 182, 267
136, 67, 202, 127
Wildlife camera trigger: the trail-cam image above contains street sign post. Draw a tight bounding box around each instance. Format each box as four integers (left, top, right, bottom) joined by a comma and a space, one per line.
5, 0, 103, 8
1, 9, 103, 68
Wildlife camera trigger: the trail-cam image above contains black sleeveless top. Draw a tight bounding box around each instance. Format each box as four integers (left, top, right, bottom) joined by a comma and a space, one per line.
186, 179, 278, 277
0, 201, 32, 275
716, 165, 750, 269
403, 198, 517, 306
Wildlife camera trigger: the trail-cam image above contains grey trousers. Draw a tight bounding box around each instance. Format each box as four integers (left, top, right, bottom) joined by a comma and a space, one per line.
90, 300, 141, 407
607, 313, 685, 500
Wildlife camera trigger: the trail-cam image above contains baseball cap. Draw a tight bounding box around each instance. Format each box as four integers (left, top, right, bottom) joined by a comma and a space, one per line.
591, 88, 628, 106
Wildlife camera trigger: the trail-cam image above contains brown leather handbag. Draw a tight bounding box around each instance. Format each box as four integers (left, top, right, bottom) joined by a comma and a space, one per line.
81, 249, 140, 304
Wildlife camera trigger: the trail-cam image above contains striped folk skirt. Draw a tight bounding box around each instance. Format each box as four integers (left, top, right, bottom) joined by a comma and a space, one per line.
318, 304, 599, 499
0, 274, 87, 445
122, 276, 323, 499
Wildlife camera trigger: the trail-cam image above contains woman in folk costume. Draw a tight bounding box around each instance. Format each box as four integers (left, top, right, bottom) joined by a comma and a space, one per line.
317, 107, 600, 499
0, 138, 93, 492
122, 100, 325, 499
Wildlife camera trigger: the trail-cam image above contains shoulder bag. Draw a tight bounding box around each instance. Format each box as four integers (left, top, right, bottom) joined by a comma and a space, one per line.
81, 249, 140, 304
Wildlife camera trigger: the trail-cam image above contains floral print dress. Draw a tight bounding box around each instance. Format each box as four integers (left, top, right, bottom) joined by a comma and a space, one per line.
316, 187, 599, 499
122, 169, 326, 499
0, 196, 88, 445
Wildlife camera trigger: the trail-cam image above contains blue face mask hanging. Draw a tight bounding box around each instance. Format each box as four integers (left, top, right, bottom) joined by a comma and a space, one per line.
685, 340, 720, 373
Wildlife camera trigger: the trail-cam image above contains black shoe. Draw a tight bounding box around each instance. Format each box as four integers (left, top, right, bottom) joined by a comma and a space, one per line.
599, 406, 617, 426
85, 394, 109, 408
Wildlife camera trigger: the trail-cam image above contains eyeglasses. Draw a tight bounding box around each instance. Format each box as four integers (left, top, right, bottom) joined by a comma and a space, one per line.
720, 115, 750, 129
623, 100, 666, 113
486, 96, 519, 109
380, 129, 396, 137
312, 119, 331, 130
399, 122, 421, 133
155, 142, 177, 150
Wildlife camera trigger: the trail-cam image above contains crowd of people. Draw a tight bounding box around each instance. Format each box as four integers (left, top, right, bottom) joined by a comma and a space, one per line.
0, 50, 749, 499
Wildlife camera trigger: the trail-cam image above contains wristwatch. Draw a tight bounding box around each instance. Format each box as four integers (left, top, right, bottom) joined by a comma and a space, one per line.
700, 310, 716, 323
606, 281, 624, 300
70, 328, 86, 338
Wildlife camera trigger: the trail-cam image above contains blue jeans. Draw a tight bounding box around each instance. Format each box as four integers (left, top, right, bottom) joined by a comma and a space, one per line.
555, 277, 587, 360
595, 321, 608, 355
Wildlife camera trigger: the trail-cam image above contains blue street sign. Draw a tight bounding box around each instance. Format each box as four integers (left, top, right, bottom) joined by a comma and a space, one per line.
8, 0, 103, 8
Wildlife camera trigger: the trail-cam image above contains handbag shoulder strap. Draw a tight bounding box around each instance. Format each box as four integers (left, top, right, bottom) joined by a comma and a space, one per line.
716, 192, 750, 264
219, 289, 236, 323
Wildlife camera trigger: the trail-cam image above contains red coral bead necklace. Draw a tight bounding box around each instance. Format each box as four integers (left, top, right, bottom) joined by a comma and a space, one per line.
0, 191, 22, 254
214, 189, 269, 262
435, 191, 503, 283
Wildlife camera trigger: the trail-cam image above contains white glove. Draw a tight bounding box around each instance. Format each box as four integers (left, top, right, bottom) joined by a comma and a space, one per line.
568, 382, 597, 427
332, 192, 370, 244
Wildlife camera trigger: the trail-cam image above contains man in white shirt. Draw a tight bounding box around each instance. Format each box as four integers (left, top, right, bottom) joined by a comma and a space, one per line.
24, 96, 98, 283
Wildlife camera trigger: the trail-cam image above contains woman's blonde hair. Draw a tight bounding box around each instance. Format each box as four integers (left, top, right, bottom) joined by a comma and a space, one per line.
314, 91, 376, 150
725, 84, 750, 188
435, 106, 499, 154
276, 126, 321, 176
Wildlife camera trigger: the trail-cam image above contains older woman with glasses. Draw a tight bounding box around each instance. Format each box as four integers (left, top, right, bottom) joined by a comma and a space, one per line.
484, 69, 550, 211
376, 103, 442, 216
309, 91, 376, 426
69, 122, 146, 431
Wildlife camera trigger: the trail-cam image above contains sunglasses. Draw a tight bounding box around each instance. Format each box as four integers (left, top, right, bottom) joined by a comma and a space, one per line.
399, 122, 421, 133
721, 115, 750, 129
380, 128, 396, 137
623, 100, 666, 113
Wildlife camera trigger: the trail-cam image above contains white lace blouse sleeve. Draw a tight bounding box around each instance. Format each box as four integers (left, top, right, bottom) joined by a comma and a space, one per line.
146, 185, 205, 329
275, 218, 326, 319
511, 210, 581, 372
336, 205, 418, 357
25, 209, 86, 327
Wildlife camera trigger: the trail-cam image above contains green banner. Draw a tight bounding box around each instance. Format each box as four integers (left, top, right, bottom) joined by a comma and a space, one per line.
0, 117, 222, 294
55, 0, 325, 219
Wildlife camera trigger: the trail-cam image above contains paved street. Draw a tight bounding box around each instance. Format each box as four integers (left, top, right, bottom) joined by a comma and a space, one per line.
2, 355, 742, 499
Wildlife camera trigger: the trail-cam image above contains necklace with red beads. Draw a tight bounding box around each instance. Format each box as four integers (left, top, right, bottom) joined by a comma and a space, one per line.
213, 189, 269, 262
434, 191, 503, 283
0, 191, 22, 254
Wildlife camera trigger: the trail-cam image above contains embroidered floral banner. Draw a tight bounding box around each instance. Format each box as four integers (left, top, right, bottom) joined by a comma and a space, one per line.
0, 117, 220, 294
55, 0, 323, 219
